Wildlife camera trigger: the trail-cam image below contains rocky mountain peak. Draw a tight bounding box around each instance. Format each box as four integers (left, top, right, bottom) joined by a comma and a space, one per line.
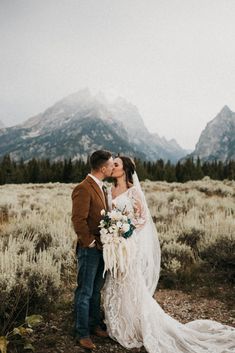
220, 105, 232, 116
108, 97, 149, 137
185, 105, 235, 162
207, 105, 234, 130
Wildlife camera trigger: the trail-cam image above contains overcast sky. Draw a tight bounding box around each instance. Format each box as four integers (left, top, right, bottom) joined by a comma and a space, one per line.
1, 0, 235, 150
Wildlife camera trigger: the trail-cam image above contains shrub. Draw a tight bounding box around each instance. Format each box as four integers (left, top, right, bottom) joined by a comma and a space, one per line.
0, 183, 76, 336
161, 241, 195, 269
0, 234, 61, 335
146, 179, 235, 288
200, 235, 235, 283
177, 227, 205, 260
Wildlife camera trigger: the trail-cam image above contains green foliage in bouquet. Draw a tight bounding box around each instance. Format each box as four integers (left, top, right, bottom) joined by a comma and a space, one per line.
123, 219, 136, 239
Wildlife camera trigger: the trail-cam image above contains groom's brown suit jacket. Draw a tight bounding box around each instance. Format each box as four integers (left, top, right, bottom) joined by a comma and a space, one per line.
71, 175, 107, 250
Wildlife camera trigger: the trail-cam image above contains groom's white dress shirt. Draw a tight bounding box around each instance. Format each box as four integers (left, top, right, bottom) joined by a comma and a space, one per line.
88, 173, 104, 192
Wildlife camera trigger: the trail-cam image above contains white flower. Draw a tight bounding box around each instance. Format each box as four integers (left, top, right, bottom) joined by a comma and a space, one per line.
116, 221, 122, 228
99, 220, 105, 227
109, 210, 121, 221
109, 210, 116, 218
100, 209, 106, 216
108, 226, 114, 233
100, 228, 108, 236
122, 223, 130, 233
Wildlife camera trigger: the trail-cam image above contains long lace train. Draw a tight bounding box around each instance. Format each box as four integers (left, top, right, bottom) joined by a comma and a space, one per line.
103, 256, 235, 353
103, 186, 235, 353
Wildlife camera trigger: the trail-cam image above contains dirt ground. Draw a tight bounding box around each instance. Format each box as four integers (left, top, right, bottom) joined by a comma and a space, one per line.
32, 286, 234, 353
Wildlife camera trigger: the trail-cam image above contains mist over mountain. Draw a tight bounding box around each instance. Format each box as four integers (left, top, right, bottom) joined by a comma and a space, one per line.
0, 89, 187, 162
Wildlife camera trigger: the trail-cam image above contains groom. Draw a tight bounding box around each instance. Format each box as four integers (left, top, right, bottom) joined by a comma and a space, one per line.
71, 150, 114, 350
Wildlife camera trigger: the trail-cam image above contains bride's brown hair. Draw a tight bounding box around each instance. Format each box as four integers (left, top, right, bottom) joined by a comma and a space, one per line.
114, 155, 136, 187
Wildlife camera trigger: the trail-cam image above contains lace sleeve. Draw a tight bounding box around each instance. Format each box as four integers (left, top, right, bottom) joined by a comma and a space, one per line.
128, 187, 147, 231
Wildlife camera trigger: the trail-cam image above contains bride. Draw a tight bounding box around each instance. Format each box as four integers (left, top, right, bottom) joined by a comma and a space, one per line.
103, 156, 235, 353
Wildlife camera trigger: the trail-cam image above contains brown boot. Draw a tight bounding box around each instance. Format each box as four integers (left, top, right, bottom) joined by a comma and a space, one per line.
79, 337, 96, 350
93, 326, 109, 338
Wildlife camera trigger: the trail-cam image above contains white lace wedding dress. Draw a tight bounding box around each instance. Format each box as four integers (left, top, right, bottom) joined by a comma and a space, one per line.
103, 185, 235, 353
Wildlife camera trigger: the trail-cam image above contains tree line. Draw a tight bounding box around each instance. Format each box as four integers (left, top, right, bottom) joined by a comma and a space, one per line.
0, 154, 234, 185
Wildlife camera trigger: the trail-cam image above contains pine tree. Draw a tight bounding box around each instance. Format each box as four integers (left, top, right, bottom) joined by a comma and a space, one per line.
27, 158, 40, 183
165, 160, 176, 182
195, 157, 204, 180
63, 158, 73, 182
1, 154, 13, 184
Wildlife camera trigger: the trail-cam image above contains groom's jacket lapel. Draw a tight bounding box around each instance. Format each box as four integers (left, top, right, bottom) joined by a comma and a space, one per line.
85, 175, 106, 210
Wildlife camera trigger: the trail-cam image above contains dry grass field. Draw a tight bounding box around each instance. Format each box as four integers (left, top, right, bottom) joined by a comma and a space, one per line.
0, 178, 234, 352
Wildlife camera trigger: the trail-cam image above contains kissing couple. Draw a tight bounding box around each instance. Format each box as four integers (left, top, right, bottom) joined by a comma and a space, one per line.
71, 150, 235, 352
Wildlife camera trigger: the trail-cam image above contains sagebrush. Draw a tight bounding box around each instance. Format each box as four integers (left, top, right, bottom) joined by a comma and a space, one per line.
0, 178, 234, 332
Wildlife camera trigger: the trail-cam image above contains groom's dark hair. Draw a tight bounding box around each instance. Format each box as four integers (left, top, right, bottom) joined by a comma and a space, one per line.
89, 150, 112, 170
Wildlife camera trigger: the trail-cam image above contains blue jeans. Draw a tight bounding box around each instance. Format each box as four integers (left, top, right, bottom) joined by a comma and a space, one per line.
74, 247, 105, 339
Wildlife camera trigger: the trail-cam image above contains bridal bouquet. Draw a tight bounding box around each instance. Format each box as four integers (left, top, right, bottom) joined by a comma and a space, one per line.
99, 208, 136, 278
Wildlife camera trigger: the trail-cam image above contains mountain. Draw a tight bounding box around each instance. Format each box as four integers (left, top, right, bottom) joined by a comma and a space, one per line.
0, 89, 187, 162
107, 97, 187, 161
185, 105, 235, 162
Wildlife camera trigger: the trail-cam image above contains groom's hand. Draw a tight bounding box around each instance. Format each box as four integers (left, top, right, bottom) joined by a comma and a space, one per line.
88, 240, 96, 248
